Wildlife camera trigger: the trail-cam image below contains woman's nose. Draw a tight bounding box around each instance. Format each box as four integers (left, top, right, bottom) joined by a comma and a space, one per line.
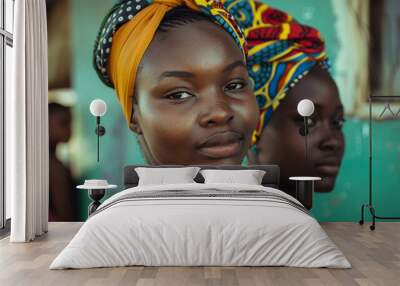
317, 125, 344, 152
320, 136, 342, 152
198, 92, 234, 128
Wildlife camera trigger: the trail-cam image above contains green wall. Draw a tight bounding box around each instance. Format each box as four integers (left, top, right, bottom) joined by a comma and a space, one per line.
71, 0, 400, 221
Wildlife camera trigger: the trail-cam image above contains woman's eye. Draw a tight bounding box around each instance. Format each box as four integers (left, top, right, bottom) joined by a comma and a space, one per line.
224, 80, 247, 92
165, 91, 193, 101
334, 118, 346, 128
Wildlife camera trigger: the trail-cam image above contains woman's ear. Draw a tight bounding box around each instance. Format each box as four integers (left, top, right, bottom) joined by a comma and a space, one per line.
129, 109, 142, 135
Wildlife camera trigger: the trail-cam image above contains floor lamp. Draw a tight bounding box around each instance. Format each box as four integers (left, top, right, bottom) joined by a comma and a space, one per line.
289, 99, 321, 210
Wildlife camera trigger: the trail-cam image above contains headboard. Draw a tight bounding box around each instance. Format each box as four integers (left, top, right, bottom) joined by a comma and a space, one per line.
123, 165, 280, 189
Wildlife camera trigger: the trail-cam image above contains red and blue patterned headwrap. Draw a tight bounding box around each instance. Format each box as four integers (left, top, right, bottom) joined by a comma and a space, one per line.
225, 0, 329, 143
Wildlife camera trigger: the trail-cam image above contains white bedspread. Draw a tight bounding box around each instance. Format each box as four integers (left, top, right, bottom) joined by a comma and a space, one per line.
50, 183, 351, 269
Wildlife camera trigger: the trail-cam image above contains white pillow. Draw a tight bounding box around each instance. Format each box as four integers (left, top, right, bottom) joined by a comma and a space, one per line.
200, 169, 266, 185
135, 167, 200, 186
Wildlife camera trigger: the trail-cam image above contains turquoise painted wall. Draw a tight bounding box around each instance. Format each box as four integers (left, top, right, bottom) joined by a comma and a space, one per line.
71, 0, 400, 221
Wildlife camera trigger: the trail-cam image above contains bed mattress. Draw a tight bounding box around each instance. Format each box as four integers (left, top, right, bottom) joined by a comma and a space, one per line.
50, 183, 351, 269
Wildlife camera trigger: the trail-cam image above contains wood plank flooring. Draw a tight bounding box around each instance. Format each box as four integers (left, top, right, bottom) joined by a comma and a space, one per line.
0, 222, 399, 286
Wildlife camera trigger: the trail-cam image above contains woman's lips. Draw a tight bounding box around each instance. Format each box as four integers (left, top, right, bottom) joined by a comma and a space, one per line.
315, 164, 340, 176
197, 131, 243, 159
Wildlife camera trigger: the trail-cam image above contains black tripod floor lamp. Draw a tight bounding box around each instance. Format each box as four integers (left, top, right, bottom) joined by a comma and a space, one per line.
359, 95, 400, 230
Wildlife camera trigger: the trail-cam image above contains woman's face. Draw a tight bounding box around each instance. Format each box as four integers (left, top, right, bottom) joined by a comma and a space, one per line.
251, 66, 345, 192
49, 110, 72, 145
131, 20, 259, 165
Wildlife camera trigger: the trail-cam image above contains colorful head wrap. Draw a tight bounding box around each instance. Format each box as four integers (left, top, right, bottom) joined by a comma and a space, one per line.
224, 0, 329, 143
93, 0, 247, 123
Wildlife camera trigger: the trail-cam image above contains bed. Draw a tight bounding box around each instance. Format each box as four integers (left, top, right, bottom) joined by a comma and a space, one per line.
50, 165, 350, 269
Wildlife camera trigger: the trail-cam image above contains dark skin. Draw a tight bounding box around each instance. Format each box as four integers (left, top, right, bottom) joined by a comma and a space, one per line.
49, 109, 77, 221
248, 65, 345, 193
129, 20, 259, 165
49, 110, 72, 148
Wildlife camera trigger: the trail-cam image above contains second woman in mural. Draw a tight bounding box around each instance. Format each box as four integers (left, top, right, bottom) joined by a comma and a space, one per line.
227, 0, 346, 193
247, 64, 345, 194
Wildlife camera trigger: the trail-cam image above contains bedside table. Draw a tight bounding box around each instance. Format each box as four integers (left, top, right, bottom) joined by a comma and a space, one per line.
289, 177, 321, 210
77, 180, 117, 216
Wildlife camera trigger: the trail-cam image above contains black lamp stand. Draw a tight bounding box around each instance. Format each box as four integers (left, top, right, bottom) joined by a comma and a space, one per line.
304, 116, 309, 161
88, 189, 105, 216
95, 116, 106, 162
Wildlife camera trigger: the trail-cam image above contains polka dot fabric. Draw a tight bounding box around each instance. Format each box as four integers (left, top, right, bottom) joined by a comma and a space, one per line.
94, 0, 151, 87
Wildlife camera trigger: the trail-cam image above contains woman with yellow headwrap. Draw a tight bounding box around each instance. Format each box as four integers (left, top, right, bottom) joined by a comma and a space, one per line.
94, 0, 259, 165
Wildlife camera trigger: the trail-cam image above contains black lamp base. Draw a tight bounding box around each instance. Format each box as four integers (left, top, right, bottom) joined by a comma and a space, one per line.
295, 181, 314, 210
88, 189, 105, 216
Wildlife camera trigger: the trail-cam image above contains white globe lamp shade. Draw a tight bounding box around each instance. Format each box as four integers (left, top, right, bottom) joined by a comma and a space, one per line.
90, 99, 107, 117
297, 99, 314, 117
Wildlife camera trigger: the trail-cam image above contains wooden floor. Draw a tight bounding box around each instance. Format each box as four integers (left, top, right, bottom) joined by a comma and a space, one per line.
0, 222, 399, 286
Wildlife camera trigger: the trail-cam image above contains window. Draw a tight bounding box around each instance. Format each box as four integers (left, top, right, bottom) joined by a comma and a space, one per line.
332, 0, 400, 118
331, 0, 368, 115
369, 0, 400, 97
1, 0, 14, 232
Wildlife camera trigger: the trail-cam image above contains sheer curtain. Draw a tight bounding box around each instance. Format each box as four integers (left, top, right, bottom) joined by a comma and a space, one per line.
6, 0, 48, 242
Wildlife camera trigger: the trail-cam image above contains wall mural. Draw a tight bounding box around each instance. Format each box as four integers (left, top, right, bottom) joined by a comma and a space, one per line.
47, 0, 400, 222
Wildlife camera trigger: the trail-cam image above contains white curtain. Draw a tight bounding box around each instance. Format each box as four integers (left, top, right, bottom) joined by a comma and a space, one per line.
6, 0, 49, 242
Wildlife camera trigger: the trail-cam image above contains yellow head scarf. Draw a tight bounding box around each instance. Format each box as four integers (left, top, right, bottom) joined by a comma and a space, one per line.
109, 0, 199, 122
